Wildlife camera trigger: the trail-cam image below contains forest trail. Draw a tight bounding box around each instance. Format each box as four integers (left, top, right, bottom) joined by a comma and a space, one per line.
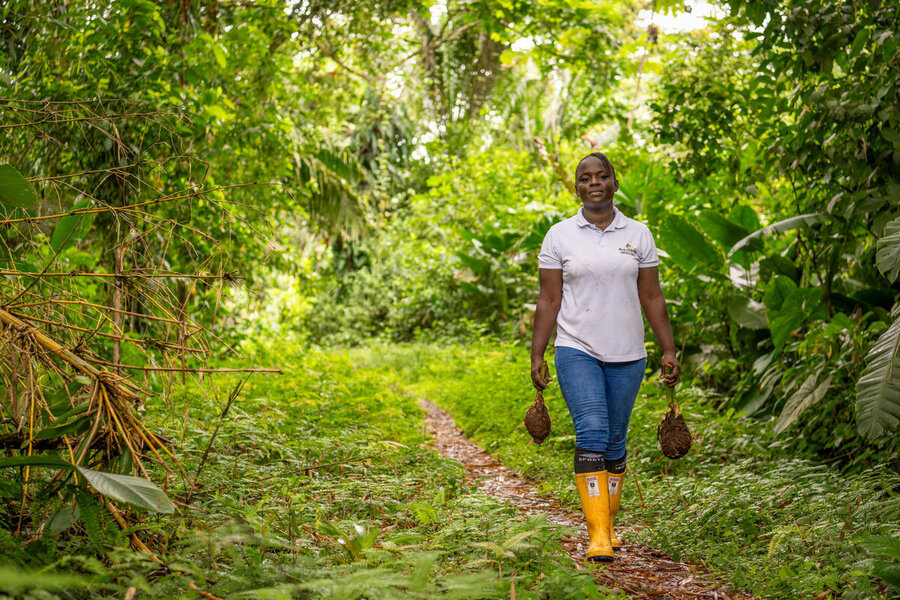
420, 398, 753, 600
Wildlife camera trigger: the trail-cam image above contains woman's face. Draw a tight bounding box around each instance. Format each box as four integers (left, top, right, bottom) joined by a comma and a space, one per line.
575, 156, 618, 211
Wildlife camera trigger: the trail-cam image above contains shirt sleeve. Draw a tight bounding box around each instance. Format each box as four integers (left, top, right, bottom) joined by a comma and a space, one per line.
638, 224, 659, 268
538, 227, 562, 269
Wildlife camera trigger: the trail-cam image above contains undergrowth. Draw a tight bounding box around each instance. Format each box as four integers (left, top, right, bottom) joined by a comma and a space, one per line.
360, 342, 900, 600
0, 347, 615, 599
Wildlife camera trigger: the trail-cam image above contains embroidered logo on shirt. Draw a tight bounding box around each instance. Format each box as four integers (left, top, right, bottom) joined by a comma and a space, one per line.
618, 243, 638, 258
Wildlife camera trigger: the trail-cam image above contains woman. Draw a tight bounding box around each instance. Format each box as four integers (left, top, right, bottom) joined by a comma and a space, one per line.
530, 152, 679, 563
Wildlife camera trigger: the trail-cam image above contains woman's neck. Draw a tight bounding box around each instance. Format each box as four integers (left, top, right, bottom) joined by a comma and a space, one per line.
583, 204, 615, 230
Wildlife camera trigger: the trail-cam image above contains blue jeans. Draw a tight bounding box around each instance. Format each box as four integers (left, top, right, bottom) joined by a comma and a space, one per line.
554, 346, 646, 461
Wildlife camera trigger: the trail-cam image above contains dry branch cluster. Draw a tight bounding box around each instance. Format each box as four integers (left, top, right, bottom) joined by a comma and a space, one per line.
0, 98, 274, 536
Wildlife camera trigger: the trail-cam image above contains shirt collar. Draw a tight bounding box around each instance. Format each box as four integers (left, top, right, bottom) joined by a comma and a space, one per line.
576, 206, 626, 230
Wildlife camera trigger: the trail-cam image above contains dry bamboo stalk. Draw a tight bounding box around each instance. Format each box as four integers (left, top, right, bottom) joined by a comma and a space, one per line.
0, 308, 141, 403
86, 360, 282, 374
7, 300, 187, 325
11, 313, 208, 353
27, 155, 192, 183
113, 228, 124, 369
0, 182, 274, 226
0, 110, 181, 130
0, 270, 241, 280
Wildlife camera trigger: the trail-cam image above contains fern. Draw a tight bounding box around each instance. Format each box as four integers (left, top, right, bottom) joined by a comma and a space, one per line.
76, 490, 102, 549
408, 501, 438, 526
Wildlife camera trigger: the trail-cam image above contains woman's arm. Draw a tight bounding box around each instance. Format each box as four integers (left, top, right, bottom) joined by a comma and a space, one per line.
531, 268, 563, 390
637, 266, 680, 386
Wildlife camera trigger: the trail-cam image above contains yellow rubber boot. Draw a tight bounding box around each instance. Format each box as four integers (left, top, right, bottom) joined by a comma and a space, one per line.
575, 471, 614, 562
608, 472, 624, 551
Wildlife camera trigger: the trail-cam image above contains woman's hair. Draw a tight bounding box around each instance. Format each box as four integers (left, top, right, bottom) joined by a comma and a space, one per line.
576, 152, 617, 180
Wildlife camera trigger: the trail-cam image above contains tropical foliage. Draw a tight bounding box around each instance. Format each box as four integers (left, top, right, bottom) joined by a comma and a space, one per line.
0, 0, 898, 598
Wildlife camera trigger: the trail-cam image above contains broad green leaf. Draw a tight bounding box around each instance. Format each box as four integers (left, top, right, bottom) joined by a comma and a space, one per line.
875, 217, 900, 282
729, 213, 827, 255
204, 103, 231, 121
46, 504, 81, 536
0, 455, 75, 469
657, 213, 722, 268
728, 204, 760, 231
873, 562, 900, 587
850, 28, 871, 57
775, 372, 832, 434
212, 44, 227, 69
763, 276, 797, 311
861, 535, 900, 559
33, 416, 92, 440
51, 401, 92, 424
765, 282, 822, 349
0, 164, 36, 209
76, 467, 175, 513
50, 197, 93, 253
455, 250, 490, 275
734, 385, 773, 416
727, 296, 768, 330
856, 307, 900, 440
768, 300, 806, 349
759, 255, 799, 282
698, 210, 751, 248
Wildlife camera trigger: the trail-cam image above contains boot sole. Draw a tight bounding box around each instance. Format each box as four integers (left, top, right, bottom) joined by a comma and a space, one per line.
587, 555, 615, 563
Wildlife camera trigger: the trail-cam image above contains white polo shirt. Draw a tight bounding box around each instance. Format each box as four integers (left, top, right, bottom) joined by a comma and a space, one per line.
538, 207, 658, 362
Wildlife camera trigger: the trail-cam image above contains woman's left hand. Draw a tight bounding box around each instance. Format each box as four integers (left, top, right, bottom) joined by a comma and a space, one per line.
661, 352, 680, 387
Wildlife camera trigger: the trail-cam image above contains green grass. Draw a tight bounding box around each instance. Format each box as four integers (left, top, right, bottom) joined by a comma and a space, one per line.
361, 342, 900, 600
0, 347, 616, 599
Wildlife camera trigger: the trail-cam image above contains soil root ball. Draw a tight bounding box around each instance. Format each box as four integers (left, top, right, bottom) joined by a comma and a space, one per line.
657, 402, 692, 459
524, 390, 551, 444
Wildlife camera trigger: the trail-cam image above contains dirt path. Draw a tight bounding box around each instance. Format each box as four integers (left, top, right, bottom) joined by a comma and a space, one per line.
420, 399, 751, 600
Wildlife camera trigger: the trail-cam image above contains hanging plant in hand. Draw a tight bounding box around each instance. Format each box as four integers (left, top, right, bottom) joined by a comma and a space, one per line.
524, 361, 552, 444
657, 375, 692, 459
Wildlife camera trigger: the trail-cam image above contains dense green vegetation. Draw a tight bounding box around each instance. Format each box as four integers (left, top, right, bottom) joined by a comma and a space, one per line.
369, 343, 900, 599
2, 347, 616, 599
1, 0, 899, 598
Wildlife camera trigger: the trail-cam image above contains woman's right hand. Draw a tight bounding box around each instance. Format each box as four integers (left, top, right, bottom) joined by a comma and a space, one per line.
531, 356, 551, 390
